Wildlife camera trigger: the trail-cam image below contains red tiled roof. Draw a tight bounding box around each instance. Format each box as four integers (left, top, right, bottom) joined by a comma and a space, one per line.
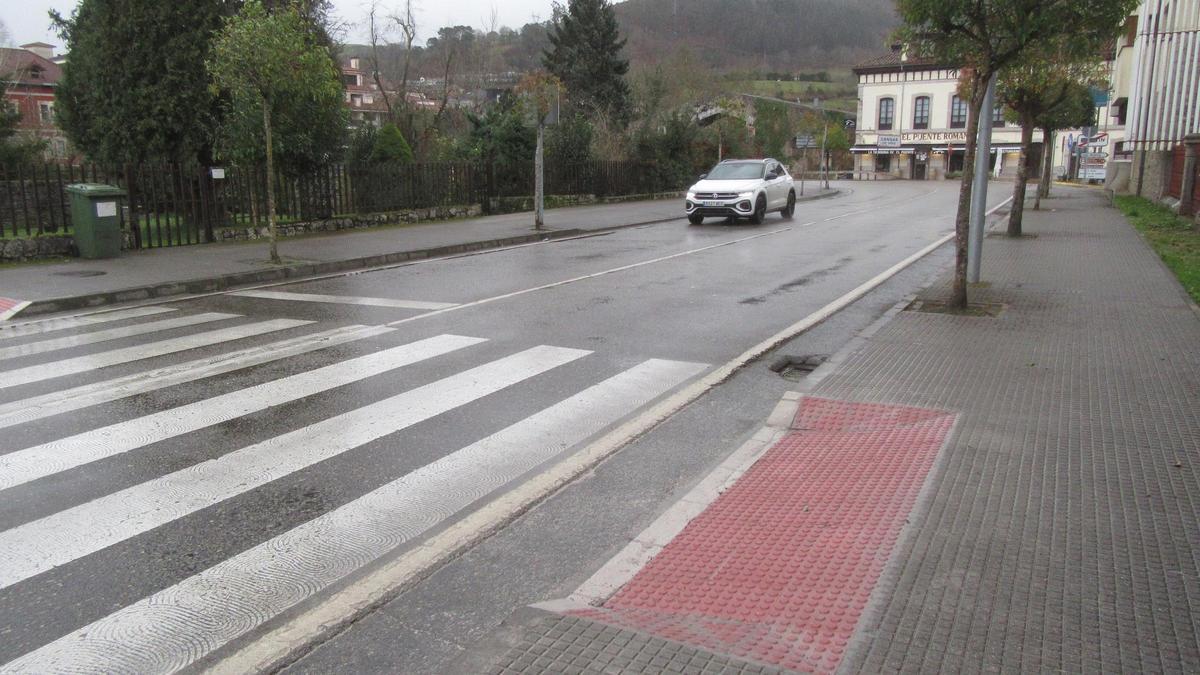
0, 48, 62, 86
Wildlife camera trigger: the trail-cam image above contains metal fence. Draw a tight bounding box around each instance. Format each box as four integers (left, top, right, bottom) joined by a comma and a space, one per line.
1, 160, 687, 249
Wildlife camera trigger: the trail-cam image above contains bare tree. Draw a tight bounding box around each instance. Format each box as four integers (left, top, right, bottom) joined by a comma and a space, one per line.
366, 1, 396, 122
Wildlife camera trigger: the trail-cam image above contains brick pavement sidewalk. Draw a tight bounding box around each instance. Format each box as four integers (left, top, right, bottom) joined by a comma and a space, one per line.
458, 186, 1200, 673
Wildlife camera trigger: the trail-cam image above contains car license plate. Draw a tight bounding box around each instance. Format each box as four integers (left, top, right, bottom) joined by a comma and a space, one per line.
703, 200, 722, 207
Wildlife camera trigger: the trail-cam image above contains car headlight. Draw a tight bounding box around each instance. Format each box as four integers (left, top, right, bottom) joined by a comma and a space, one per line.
738, 191, 754, 199
686, 192, 696, 200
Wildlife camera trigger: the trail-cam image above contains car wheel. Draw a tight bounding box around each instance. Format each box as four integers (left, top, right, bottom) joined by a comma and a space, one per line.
750, 195, 766, 225
688, 213, 704, 225
781, 190, 796, 220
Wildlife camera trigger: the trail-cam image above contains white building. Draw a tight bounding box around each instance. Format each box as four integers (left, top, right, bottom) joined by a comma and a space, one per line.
851, 51, 1040, 180
1108, 0, 1200, 200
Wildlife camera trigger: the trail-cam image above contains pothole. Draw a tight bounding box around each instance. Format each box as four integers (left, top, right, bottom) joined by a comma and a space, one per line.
769, 354, 829, 382
905, 299, 1005, 317
52, 270, 107, 277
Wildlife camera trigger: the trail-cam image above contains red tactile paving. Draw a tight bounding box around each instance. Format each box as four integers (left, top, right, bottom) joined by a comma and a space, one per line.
570, 396, 957, 673
0, 297, 29, 321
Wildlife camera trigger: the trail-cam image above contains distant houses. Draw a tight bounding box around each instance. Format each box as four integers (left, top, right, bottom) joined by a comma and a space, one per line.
340, 55, 435, 129
1, 43, 72, 161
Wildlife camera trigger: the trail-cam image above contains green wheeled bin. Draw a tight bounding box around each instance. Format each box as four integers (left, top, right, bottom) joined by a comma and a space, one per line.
66, 183, 127, 259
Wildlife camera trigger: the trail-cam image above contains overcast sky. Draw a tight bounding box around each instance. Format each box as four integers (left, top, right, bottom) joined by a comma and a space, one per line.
2, 0, 557, 50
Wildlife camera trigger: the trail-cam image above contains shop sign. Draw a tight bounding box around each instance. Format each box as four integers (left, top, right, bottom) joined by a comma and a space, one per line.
901, 131, 969, 143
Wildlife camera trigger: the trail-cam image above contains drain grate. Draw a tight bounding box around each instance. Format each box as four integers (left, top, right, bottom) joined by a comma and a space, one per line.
52, 270, 107, 277
769, 354, 829, 382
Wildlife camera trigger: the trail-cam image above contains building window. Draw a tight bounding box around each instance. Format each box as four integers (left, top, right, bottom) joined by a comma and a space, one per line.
350, 94, 362, 107
913, 96, 930, 129
950, 96, 968, 128
878, 98, 894, 131
39, 102, 54, 123
874, 154, 891, 172
992, 104, 1005, 128
29, 66, 42, 80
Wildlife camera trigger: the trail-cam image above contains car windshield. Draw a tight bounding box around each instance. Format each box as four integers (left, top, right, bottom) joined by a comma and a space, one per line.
705, 163, 765, 180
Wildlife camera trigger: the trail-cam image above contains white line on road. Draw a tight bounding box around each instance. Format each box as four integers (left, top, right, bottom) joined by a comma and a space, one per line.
0, 358, 703, 674
0, 345, 589, 592
385, 226, 797, 327
0, 319, 312, 391
0, 335, 487, 491
0, 324, 392, 430
0, 306, 178, 341
228, 290, 457, 310
211, 230, 964, 674
0, 312, 239, 360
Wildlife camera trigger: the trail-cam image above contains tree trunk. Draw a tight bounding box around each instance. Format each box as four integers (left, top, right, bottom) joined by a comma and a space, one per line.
534, 122, 545, 230
950, 73, 987, 310
1008, 118, 1034, 237
1036, 128, 1054, 209
263, 100, 280, 264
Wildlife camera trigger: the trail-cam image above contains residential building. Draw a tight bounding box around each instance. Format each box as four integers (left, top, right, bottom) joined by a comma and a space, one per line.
851, 50, 1041, 181
341, 56, 390, 128
1107, 0, 1200, 199
1, 43, 71, 160
340, 56, 436, 128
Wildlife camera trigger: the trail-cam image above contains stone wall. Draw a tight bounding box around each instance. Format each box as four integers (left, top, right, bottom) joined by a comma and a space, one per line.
0, 235, 76, 262
1128, 149, 1172, 200
493, 191, 684, 214
214, 204, 483, 242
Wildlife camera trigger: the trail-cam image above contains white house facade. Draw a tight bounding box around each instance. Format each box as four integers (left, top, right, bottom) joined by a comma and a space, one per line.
1108, 0, 1200, 200
851, 52, 1042, 181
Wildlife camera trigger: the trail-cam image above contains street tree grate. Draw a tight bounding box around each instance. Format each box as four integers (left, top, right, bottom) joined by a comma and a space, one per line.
904, 299, 1005, 317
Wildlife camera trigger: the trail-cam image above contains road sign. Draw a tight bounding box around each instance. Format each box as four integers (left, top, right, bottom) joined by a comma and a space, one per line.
1082, 151, 1109, 159
794, 134, 818, 149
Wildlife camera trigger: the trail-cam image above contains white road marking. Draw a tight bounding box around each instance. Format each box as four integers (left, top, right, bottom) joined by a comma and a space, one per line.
0, 335, 487, 491
0, 345, 589, 592
0, 306, 178, 341
0, 319, 312, 391
0, 358, 703, 674
385, 227, 796, 327
212, 230, 968, 674
0, 325, 392, 430
0, 313, 239, 360
229, 290, 457, 310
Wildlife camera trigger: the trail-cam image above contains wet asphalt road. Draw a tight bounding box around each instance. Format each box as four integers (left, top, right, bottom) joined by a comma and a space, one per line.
0, 180, 994, 672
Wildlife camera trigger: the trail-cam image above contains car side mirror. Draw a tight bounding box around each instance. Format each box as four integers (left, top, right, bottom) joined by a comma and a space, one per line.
698, 173, 708, 180
766, 171, 779, 180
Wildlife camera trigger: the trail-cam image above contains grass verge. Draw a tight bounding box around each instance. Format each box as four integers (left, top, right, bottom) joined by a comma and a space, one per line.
1115, 195, 1200, 303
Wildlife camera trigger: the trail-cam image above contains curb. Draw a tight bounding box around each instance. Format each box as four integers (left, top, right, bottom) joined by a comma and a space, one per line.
793, 188, 841, 203
203, 205, 939, 675
14, 214, 685, 319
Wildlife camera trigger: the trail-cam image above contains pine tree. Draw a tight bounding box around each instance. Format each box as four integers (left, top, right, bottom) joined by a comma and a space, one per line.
51, 0, 233, 165
371, 123, 415, 163
543, 0, 632, 125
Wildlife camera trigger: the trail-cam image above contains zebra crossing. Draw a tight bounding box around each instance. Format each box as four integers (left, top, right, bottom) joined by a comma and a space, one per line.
0, 305, 706, 673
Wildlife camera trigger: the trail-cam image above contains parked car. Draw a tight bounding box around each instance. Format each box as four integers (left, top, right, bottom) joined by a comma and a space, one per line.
684, 158, 796, 225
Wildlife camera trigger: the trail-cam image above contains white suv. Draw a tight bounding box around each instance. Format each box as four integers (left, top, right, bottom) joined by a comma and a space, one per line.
685, 159, 796, 225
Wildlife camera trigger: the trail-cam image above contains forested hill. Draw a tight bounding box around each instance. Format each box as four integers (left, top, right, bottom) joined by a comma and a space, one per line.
612, 0, 899, 70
